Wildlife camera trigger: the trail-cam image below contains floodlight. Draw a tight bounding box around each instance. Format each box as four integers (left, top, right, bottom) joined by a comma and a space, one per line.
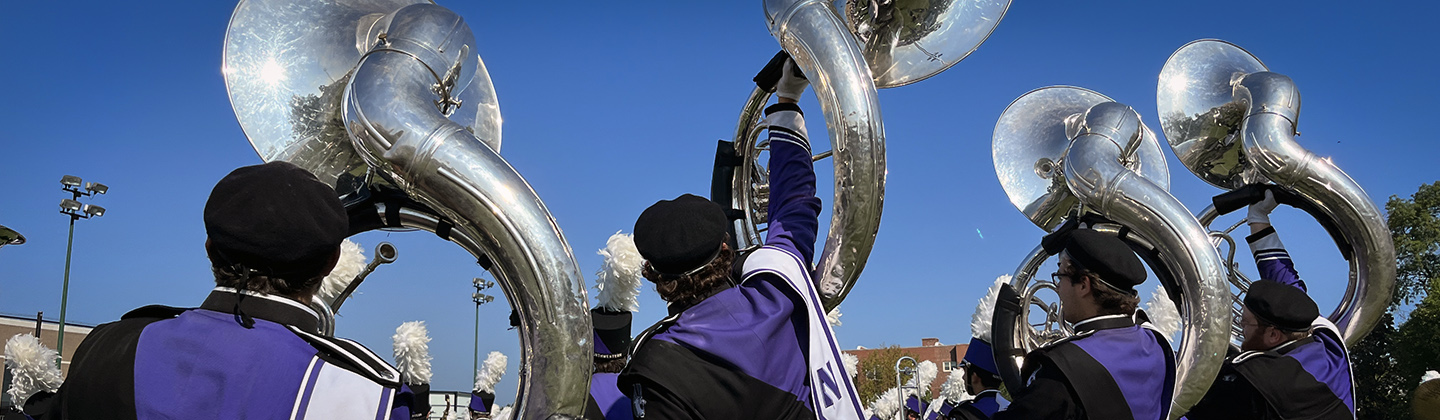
61, 175, 83, 187
85, 182, 108, 195
0, 225, 23, 246
60, 199, 82, 212
82, 204, 106, 217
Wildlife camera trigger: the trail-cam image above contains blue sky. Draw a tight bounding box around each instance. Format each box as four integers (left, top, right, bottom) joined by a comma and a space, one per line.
2, 0, 1437, 400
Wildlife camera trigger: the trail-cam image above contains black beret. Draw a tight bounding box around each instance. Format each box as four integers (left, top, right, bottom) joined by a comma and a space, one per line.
1244, 280, 1319, 332
633, 194, 728, 275
204, 161, 348, 279
592, 308, 632, 358
405, 383, 431, 418
1062, 229, 1145, 294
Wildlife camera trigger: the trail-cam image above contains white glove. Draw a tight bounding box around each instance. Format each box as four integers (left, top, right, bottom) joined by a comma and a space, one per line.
1247, 189, 1279, 225
775, 59, 809, 101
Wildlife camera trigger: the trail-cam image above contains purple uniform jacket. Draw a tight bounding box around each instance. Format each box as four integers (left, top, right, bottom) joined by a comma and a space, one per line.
589, 372, 632, 420
25, 288, 411, 420
618, 103, 864, 420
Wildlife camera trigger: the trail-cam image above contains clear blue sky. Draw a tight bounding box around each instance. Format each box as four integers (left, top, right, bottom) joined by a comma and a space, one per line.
2, 0, 1437, 400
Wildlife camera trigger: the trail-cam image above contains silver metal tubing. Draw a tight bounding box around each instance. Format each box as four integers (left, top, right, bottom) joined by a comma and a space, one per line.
1234, 72, 1395, 344
1063, 102, 1231, 416
342, 4, 589, 417
762, 0, 886, 309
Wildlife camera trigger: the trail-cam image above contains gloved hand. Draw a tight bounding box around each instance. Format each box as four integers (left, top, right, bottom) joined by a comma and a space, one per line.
1247, 189, 1279, 225
775, 58, 809, 102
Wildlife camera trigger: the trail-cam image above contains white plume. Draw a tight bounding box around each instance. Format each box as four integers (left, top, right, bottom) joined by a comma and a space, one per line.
392, 321, 432, 385
869, 387, 903, 420
5, 334, 62, 404
1423, 370, 1440, 384
595, 232, 643, 312
474, 351, 508, 393
492, 405, 514, 420
1144, 285, 1182, 341
841, 352, 860, 379
319, 239, 367, 304
971, 275, 1011, 342
455, 408, 470, 420
862, 407, 874, 420
940, 369, 972, 402
908, 360, 938, 391
827, 306, 843, 327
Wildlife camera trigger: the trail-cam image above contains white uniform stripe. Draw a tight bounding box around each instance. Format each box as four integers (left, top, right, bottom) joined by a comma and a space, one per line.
290, 356, 322, 420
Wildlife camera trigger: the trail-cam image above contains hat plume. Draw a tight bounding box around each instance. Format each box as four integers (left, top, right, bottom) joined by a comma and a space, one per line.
4, 334, 62, 405
392, 321, 432, 385
595, 231, 643, 312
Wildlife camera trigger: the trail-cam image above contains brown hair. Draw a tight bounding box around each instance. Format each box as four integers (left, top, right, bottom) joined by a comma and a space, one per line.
212, 264, 324, 300
593, 357, 627, 374
642, 244, 736, 309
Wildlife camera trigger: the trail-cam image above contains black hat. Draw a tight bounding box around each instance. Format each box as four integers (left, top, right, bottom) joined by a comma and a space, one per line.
405, 383, 431, 419
1243, 280, 1319, 332
1057, 229, 1145, 294
204, 161, 348, 280
469, 390, 495, 413
592, 308, 633, 358
633, 194, 728, 275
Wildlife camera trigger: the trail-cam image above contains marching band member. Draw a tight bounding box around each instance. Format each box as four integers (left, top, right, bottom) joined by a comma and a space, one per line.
951, 277, 1011, 420
994, 229, 1177, 420
393, 321, 434, 419
25, 161, 413, 418
617, 57, 865, 419
585, 232, 643, 420
1182, 189, 1355, 419
470, 351, 507, 419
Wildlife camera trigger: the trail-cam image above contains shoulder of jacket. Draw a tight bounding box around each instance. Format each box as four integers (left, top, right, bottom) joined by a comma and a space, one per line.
285, 325, 402, 388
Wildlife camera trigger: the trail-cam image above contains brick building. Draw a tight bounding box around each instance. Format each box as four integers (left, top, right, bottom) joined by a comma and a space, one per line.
844, 338, 968, 397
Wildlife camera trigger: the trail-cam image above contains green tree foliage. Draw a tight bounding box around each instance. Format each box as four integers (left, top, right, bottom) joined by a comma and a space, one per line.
1352, 181, 1440, 419
854, 346, 920, 407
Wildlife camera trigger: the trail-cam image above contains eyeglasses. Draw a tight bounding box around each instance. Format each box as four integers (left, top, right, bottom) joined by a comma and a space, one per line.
1050, 271, 1076, 283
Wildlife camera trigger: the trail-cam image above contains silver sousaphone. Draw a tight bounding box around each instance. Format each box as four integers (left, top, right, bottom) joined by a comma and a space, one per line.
224, 0, 589, 418
1157, 39, 1395, 345
715, 0, 1011, 310
990, 87, 1232, 418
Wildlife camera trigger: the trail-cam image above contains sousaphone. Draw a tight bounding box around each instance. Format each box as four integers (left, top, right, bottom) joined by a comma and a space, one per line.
1157, 39, 1395, 344
224, 0, 590, 417
714, 0, 1012, 310
990, 86, 1233, 417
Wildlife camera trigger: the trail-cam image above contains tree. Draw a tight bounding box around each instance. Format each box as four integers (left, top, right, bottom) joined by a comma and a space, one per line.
1352, 181, 1440, 418
853, 346, 920, 407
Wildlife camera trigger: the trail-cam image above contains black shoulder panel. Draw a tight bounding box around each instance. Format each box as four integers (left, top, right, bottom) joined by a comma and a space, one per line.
286, 326, 402, 388
1232, 353, 1350, 419
619, 340, 812, 420
1033, 342, 1133, 420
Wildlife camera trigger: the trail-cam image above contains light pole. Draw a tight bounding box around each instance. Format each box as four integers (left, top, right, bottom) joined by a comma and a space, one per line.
57, 175, 107, 366
471, 277, 495, 384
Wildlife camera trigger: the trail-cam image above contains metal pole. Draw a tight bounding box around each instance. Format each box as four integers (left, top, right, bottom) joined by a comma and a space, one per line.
56, 217, 76, 367
35, 311, 43, 337
473, 300, 480, 385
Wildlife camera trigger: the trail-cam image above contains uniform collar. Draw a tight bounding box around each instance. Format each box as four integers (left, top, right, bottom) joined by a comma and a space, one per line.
201, 287, 321, 333
1071, 313, 1135, 333
1266, 336, 1315, 354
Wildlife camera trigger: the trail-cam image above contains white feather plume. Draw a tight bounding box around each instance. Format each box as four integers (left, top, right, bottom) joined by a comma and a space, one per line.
940, 369, 972, 402
869, 386, 903, 420
841, 352, 859, 379
1423, 370, 1440, 384
5, 334, 62, 405
392, 321, 432, 385
595, 231, 643, 312
1144, 285, 1182, 340
455, 408, 470, 420
971, 275, 1011, 342
475, 351, 508, 393
827, 306, 843, 328
319, 239, 368, 304
492, 405, 514, 420
908, 360, 938, 391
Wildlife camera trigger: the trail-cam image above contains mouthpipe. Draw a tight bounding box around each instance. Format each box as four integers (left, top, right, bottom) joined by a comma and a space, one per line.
344, 4, 591, 417
763, 0, 886, 309
1064, 102, 1231, 416
1235, 72, 1394, 344
330, 241, 399, 313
